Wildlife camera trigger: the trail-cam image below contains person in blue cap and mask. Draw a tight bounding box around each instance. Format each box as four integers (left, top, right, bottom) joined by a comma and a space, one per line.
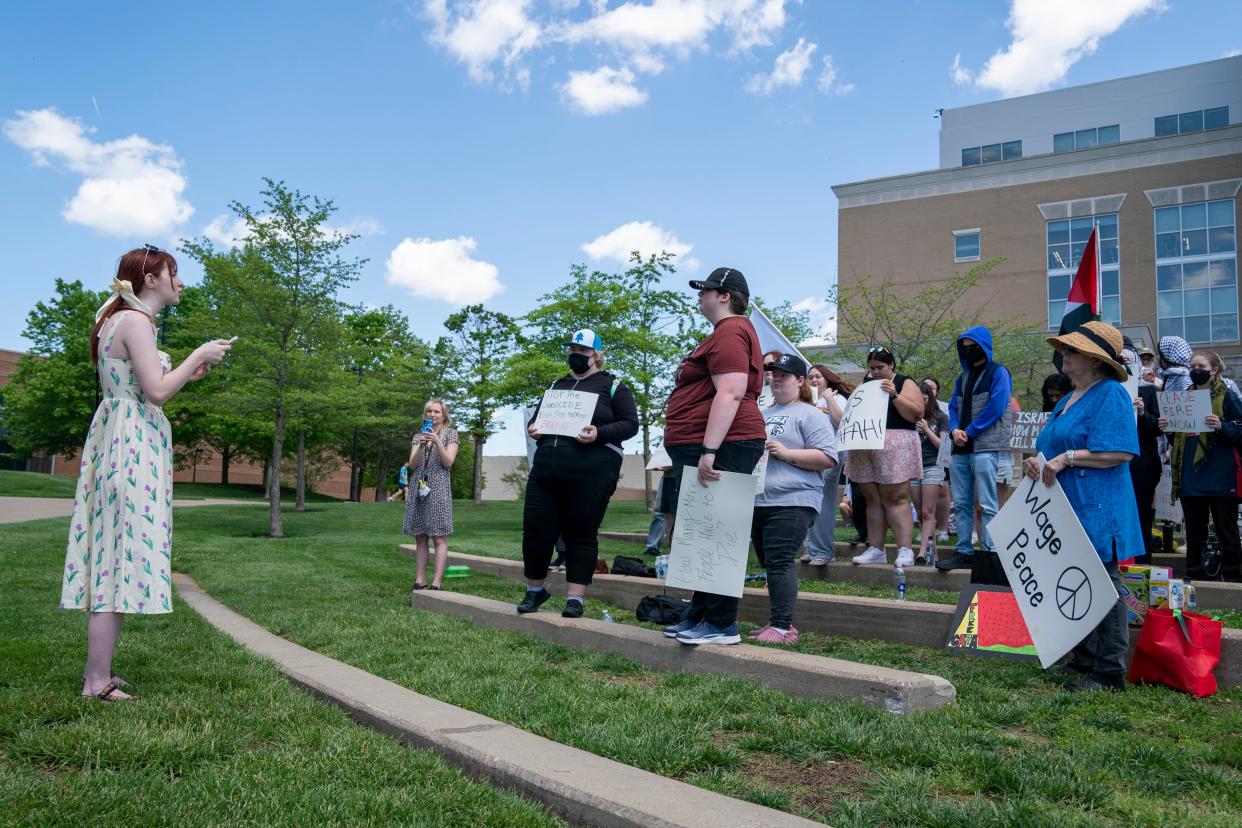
517, 329, 639, 618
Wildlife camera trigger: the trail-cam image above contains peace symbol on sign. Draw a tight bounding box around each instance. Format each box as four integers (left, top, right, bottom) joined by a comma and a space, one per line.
1056, 567, 1092, 621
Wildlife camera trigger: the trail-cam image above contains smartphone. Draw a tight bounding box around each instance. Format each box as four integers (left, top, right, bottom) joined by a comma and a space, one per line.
421, 418, 433, 433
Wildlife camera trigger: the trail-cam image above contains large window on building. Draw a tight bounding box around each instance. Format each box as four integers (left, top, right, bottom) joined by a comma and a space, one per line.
1155, 199, 1238, 343
954, 229, 980, 262
962, 140, 1022, 166
1047, 213, 1120, 329
1155, 106, 1229, 137
1053, 124, 1120, 153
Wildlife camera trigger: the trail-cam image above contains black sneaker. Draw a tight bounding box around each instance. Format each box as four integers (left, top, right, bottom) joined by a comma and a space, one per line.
644, 547, 659, 556
561, 600, 584, 618
516, 588, 551, 614
935, 552, 973, 571
1065, 673, 1126, 693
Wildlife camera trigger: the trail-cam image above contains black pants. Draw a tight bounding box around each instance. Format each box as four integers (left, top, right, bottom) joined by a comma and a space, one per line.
752, 506, 817, 629
1131, 470, 1158, 564
1068, 561, 1128, 678
850, 480, 868, 537
666, 439, 765, 627
522, 467, 618, 586
1182, 495, 1242, 578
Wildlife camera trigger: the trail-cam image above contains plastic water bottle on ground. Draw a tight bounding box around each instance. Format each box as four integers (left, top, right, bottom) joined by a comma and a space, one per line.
1184, 578, 1197, 611
655, 555, 669, 580
1169, 579, 1185, 611
894, 564, 906, 603
601, 609, 614, 624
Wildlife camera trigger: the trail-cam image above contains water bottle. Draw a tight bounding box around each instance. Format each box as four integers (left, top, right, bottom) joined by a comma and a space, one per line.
894, 564, 906, 603
655, 555, 669, 580
1169, 579, 1184, 611
601, 609, 614, 624
1183, 578, 1197, 612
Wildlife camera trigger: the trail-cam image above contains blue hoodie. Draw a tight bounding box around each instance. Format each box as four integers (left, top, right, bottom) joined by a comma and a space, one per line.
948, 326, 1014, 453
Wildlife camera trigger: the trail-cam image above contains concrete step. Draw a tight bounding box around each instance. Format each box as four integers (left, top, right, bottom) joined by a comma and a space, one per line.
600, 531, 648, 544
410, 588, 955, 715
409, 547, 1242, 690
801, 560, 1242, 612
175, 572, 821, 828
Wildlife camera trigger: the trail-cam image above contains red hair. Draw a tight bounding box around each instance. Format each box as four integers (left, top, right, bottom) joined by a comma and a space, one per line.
89, 248, 177, 364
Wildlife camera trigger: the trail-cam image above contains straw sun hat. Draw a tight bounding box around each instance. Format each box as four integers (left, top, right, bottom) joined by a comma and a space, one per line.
1046, 321, 1129, 382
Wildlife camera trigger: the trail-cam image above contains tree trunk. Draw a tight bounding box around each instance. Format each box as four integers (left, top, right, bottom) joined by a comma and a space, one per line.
374, 454, 389, 503
642, 422, 653, 512
220, 446, 230, 486
262, 459, 270, 492
472, 435, 484, 506
268, 404, 285, 538
295, 428, 306, 512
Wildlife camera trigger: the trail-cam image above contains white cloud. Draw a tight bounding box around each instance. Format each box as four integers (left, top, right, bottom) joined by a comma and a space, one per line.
1225, 49, 1242, 58
791, 295, 835, 344
201, 214, 383, 248
962, 0, 1166, 97
580, 221, 696, 270
3, 107, 192, 237
561, 66, 648, 114
816, 54, 852, 95
746, 37, 816, 94
949, 52, 972, 85
424, 0, 542, 88
558, 0, 793, 53
385, 236, 504, 304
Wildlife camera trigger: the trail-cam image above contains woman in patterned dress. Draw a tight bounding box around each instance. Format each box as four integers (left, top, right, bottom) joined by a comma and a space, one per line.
61, 246, 232, 701
403, 398, 459, 590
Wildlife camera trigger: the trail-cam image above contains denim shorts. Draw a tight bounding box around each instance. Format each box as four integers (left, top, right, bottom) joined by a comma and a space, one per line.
912, 464, 946, 487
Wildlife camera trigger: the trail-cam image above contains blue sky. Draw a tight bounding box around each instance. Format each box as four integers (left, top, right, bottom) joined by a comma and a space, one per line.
3, 1, 1239, 453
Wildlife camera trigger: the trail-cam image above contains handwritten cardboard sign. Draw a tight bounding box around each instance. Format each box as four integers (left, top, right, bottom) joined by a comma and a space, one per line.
837, 382, 887, 451
1154, 473, 1184, 523
666, 468, 756, 598
532, 390, 599, 437
986, 454, 1117, 668
1010, 411, 1051, 453
1158, 389, 1211, 433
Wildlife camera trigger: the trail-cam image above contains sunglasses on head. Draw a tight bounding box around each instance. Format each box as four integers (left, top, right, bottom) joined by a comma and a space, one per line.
139, 243, 163, 278
868, 346, 891, 354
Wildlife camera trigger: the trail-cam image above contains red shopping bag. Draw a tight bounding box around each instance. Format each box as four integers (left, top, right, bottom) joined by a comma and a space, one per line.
1128, 607, 1222, 697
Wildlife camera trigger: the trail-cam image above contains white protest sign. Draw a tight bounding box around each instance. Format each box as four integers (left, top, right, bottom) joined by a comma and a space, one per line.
666, 467, 755, 598
1158, 389, 1211, 433
936, 428, 953, 467
837, 382, 887, 451
1124, 376, 1140, 421
753, 451, 769, 495
986, 455, 1117, 668
532, 390, 599, 437
1154, 473, 1184, 523
1010, 411, 1051, 453
645, 447, 672, 471
757, 383, 774, 409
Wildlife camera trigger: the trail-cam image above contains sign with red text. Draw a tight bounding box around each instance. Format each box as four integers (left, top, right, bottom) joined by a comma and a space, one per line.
532, 390, 598, 437
986, 455, 1116, 668
836, 382, 887, 451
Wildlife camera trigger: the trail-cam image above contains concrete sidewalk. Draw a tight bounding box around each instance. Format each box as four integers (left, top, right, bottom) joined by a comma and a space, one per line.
411, 588, 955, 714
173, 573, 822, 828
0, 496, 257, 524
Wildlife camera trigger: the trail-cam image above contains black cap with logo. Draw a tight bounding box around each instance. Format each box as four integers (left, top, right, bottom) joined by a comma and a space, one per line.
690, 267, 749, 297
768, 353, 808, 377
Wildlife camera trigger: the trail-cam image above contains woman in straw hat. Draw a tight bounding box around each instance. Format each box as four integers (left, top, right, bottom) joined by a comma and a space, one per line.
1022, 320, 1144, 693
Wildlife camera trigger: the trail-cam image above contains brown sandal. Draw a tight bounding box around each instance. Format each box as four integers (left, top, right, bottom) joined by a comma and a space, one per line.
91, 681, 129, 702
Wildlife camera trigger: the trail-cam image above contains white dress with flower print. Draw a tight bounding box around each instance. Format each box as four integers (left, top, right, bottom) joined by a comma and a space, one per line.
60, 312, 175, 614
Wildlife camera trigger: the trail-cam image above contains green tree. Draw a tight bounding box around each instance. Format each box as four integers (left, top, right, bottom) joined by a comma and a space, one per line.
1, 279, 106, 458
181, 179, 364, 537
438, 305, 523, 506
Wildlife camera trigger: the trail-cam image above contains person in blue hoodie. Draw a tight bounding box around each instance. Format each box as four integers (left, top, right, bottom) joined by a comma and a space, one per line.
938, 326, 1013, 571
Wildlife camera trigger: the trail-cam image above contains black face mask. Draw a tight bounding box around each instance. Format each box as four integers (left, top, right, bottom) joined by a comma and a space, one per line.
961, 344, 985, 364
568, 352, 593, 375
1190, 368, 1212, 387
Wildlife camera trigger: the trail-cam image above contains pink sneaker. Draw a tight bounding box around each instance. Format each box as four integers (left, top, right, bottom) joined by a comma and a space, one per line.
754, 625, 799, 645
747, 624, 772, 639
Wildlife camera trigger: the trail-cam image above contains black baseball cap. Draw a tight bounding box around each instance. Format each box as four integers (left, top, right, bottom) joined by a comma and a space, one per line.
768, 353, 808, 377
689, 267, 749, 297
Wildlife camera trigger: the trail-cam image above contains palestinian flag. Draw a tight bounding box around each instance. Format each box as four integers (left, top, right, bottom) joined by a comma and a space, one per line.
1053, 226, 1100, 372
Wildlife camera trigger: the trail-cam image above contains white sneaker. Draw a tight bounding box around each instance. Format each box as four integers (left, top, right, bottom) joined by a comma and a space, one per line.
936, 531, 950, 543
895, 547, 915, 567
852, 546, 888, 565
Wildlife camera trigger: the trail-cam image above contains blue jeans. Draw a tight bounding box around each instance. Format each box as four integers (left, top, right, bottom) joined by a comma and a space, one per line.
645, 510, 665, 552
949, 451, 999, 556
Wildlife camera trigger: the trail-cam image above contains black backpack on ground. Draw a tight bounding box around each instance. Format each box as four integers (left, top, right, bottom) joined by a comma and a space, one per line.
970, 549, 1010, 587
611, 555, 656, 577
635, 595, 691, 624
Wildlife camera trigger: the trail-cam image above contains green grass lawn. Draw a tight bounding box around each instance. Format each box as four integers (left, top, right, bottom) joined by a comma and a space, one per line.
8, 499, 1242, 826
0, 469, 339, 502
0, 513, 563, 827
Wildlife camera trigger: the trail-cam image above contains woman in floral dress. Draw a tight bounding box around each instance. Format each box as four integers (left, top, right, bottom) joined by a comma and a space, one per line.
61, 246, 232, 701
403, 398, 459, 590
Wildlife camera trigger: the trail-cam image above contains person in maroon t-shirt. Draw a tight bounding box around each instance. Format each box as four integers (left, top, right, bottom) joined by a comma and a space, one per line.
661, 267, 766, 646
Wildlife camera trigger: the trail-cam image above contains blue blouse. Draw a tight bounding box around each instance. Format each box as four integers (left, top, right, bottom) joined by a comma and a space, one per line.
1035, 379, 1145, 563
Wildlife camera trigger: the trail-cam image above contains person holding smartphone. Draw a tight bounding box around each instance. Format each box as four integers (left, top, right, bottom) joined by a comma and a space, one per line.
404, 398, 459, 590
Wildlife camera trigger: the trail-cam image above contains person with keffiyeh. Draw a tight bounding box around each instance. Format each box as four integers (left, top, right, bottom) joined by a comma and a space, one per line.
1160, 351, 1242, 581
1158, 335, 1193, 394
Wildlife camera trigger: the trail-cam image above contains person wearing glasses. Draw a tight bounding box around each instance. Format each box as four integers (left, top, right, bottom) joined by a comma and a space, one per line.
1025, 321, 1143, 691
937, 327, 1014, 572
848, 347, 924, 567
661, 268, 766, 646
59, 246, 232, 702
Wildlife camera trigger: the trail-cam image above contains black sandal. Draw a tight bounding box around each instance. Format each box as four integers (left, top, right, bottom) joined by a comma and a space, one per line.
413, 583, 429, 590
